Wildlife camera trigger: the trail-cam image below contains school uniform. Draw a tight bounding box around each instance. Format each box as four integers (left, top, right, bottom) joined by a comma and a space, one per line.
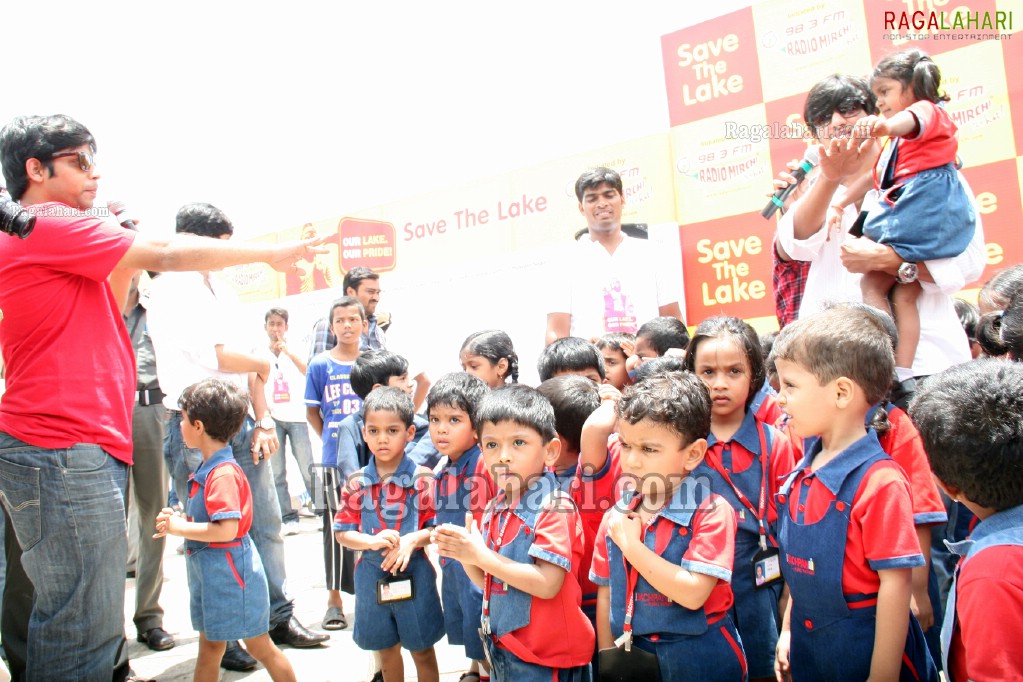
942, 504, 1023, 681
776, 431, 937, 681
704, 410, 795, 679
185, 446, 270, 641
334, 454, 443, 652
751, 382, 783, 427
435, 445, 492, 660
480, 472, 594, 681
590, 479, 748, 681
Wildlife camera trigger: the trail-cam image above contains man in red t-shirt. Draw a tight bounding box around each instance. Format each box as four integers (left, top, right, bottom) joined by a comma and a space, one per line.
0, 113, 323, 681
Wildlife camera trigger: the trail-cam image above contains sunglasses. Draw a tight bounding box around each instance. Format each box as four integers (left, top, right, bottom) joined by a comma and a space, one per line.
50, 150, 96, 172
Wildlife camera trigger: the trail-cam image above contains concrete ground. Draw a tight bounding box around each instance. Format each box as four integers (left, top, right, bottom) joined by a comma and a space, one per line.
125, 515, 474, 681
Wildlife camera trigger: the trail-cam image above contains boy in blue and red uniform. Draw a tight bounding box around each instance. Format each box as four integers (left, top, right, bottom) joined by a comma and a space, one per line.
589, 371, 747, 681
434, 385, 594, 681
155, 378, 296, 682
910, 359, 1023, 681
772, 306, 937, 681
428, 372, 493, 682
334, 387, 443, 682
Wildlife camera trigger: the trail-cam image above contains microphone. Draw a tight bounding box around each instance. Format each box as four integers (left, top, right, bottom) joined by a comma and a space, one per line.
761, 147, 820, 219
107, 200, 138, 230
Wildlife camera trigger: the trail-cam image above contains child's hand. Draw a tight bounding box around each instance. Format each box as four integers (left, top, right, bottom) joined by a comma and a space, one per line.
381, 534, 418, 574
620, 339, 636, 359
153, 507, 181, 539
606, 506, 643, 554
368, 529, 401, 553
775, 630, 792, 681
826, 203, 846, 237
597, 384, 622, 404
432, 513, 486, 565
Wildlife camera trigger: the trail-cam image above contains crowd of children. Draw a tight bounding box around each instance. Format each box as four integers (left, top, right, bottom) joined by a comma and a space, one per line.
151, 46, 1022, 682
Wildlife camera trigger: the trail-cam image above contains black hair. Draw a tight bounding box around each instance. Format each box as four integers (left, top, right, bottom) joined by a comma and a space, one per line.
574, 167, 623, 202
759, 330, 778, 364
350, 350, 409, 400
535, 376, 601, 454
803, 74, 878, 140
175, 203, 234, 238
977, 291, 1023, 360
0, 114, 96, 201
427, 372, 490, 430
363, 386, 415, 428
460, 330, 519, 384
342, 267, 379, 296
264, 307, 289, 323
475, 384, 556, 443
683, 316, 766, 411
636, 317, 690, 356
953, 298, 980, 343
632, 355, 687, 384
178, 378, 249, 443
979, 265, 1023, 314
594, 332, 635, 353
873, 49, 949, 105
910, 359, 1023, 511
537, 337, 606, 382
618, 371, 711, 446
329, 296, 366, 323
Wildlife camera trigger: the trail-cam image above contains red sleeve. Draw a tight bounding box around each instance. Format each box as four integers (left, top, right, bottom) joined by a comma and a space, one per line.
334, 478, 365, 531
589, 511, 612, 585
953, 546, 1023, 681
905, 100, 938, 141
204, 466, 243, 522
852, 461, 923, 570
416, 466, 436, 529
31, 211, 136, 281
683, 493, 737, 578
878, 407, 947, 525
527, 495, 577, 573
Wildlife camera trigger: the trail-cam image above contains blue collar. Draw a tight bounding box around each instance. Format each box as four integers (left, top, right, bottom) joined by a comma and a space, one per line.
446, 445, 481, 477
797, 430, 885, 496
190, 446, 235, 486
361, 452, 418, 488
492, 472, 560, 523
947, 504, 1023, 559
620, 476, 712, 527
706, 409, 761, 453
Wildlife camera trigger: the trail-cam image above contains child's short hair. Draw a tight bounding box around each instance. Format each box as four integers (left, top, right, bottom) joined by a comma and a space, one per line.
594, 332, 635, 353
773, 306, 895, 405
683, 316, 765, 410
632, 355, 686, 384
953, 298, 980, 343
330, 296, 366, 322
537, 337, 606, 382
910, 359, 1023, 511
460, 330, 520, 384
977, 291, 1023, 359
178, 378, 249, 443
351, 350, 409, 399
475, 385, 556, 443
363, 386, 415, 428
427, 372, 490, 429
980, 264, 1023, 313
535, 376, 601, 454
617, 371, 711, 446
636, 317, 690, 355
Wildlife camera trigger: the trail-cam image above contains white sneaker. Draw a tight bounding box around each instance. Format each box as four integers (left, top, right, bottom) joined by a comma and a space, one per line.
283, 521, 301, 536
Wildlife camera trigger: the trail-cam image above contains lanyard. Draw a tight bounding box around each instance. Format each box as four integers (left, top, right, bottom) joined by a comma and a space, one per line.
481, 500, 515, 635
707, 420, 772, 550
619, 493, 672, 650
373, 482, 408, 533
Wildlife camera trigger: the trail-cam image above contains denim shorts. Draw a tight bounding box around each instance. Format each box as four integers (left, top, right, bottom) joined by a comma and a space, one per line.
187, 535, 270, 641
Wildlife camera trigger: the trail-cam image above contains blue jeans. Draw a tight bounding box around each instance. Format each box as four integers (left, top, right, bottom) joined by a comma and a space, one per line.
164, 411, 294, 626
0, 433, 128, 681
271, 420, 314, 524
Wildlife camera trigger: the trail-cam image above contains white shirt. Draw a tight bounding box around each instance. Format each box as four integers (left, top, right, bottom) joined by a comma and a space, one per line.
776, 177, 985, 377
548, 234, 678, 340
260, 345, 308, 423
146, 271, 248, 409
